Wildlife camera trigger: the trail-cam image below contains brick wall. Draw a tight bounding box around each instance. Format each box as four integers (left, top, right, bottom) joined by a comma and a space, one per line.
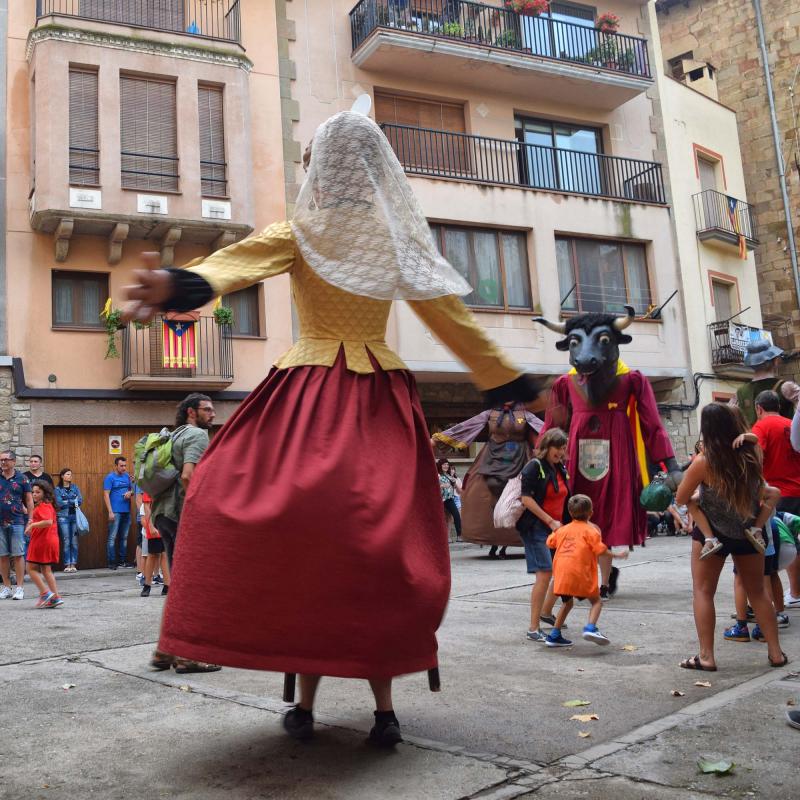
0, 367, 32, 458
657, 0, 800, 371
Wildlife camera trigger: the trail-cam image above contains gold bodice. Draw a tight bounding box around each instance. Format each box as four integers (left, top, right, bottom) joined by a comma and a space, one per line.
187, 221, 520, 389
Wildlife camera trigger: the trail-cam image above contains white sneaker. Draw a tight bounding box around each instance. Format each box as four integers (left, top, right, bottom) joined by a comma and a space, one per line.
11, 586, 24, 600
0, 586, 11, 599
785, 593, 800, 609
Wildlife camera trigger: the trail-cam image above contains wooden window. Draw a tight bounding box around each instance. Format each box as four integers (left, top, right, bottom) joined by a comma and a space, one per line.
69, 68, 99, 186
198, 84, 227, 197
52, 271, 109, 329
223, 286, 261, 336
555, 236, 651, 314
120, 75, 178, 192
375, 92, 467, 173
711, 278, 737, 322
429, 224, 532, 311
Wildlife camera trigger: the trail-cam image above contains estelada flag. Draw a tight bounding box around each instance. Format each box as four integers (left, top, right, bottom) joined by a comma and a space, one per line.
162, 320, 197, 368
726, 195, 747, 260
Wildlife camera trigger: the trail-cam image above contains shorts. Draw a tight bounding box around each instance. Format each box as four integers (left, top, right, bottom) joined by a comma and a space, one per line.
0, 522, 25, 558
691, 527, 760, 558
145, 537, 164, 555
519, 520, 553, 574
26, 560, 56, 567
559, 594, 587, 602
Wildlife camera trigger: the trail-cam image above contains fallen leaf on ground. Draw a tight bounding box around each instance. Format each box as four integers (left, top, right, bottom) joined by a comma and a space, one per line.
562, 699, 591, 707
694, 681, 712, 688
576, 668, 585, 672
578, 731, 591, 738
60, 683, 76, 690
787, 698, 797, 706
671, 690, 685, 697
697, 758, 735, 775
570, 714, 599, 722
621, 645, 637, 652
179, 685, 192, 693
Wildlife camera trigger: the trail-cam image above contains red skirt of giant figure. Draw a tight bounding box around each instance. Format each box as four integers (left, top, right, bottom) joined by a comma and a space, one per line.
159, 353, 450, 679
542, 368, 674, 548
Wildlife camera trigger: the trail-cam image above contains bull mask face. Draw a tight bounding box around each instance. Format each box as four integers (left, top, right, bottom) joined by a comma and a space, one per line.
557, 324, 620, 374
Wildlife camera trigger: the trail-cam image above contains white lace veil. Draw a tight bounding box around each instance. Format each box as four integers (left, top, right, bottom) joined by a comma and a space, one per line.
290, 111, 472, 300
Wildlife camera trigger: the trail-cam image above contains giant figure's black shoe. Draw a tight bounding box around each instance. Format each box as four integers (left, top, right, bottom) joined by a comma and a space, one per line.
283, 706, 314, 741
369, 712, 403, 747
608, 566, 620, 597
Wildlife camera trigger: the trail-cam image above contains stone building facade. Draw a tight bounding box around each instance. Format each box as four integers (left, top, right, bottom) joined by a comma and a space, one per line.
656, 0, 800, 363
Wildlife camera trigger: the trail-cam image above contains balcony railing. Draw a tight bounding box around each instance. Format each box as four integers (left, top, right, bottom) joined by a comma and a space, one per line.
350, 0, 650, 79
36, 0, 242, 44
381, 123, 666, 203
708, 320, 769, 368
122, 315, 233, 389
694, 189, 758, 245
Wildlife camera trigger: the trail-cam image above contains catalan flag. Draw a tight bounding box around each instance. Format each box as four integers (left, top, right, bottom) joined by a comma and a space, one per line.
727, 195, 747, 260
162, 320, 197, 368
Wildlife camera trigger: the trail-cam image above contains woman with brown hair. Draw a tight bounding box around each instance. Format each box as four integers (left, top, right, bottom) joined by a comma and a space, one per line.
517, 428, 570, 643
676, 403, 786, 671
437, 459, 462, 541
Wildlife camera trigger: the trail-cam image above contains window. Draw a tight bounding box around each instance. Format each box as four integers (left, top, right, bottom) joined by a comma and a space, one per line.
697, 157, 718, 193
429, 224, 532, 310
69, 68, 99, 186
711, 279, 736, 322
515, 117, 602, 195
120, 75, 178, 192
223, 286, 261, 336
667, 51, 694, 81
520, 3, 596, 60
556, 237, 651, 314
198, 84, 227, 197
52, 271, 109, 329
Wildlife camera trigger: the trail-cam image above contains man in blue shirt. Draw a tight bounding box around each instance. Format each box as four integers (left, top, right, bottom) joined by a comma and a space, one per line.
0, 450, 33, 599
103, 456, 133, 570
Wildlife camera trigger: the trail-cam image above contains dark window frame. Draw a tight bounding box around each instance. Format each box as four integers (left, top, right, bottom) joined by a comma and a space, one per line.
429, 223, 533, 312
556, 235, 653, 316
51, 270, 109, 330
222, 284, 263, 338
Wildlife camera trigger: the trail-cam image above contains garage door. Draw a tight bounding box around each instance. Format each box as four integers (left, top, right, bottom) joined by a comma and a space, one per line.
43, 426, 163, 570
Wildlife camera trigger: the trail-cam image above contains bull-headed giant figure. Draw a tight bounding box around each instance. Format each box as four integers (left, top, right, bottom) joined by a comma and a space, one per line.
535, 306, 682, 596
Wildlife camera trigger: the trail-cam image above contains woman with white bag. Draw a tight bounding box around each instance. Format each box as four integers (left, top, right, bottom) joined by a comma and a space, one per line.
515, 429, 570, 643
54, 469, 84, 572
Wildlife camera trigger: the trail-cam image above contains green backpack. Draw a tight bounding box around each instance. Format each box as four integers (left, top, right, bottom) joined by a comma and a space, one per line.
133, 427, 181, 498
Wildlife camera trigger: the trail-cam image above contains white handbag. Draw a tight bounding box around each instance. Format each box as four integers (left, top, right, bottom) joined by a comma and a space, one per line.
493, 474, 524, 529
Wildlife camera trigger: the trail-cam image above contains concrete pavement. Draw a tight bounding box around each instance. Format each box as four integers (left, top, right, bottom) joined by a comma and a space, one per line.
1, 537, 798, 799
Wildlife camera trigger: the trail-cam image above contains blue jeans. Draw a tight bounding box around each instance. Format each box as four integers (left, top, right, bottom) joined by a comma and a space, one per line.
58, 516, 79, 566
107, 512, 131, 567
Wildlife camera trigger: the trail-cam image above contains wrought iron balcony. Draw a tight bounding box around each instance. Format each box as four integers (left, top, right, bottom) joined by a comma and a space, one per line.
381, 123, 666, 203
708, 320, 769, 369
350, 0, 650, 79
694, 189, 758, 250
121, 315, 234, 391
36, 0, 242, 44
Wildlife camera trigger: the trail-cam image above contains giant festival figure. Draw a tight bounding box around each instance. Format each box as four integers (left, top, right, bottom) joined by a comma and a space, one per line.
123, 107, 540, 747
534, 306, 682, 597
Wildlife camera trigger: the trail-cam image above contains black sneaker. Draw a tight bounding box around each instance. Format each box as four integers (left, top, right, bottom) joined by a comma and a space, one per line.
108, 565, 118, 571
283, 706, 314, 740
600, 585, 609, 599
153, 575, 164, 585
161, 585, 169, 596
140, 584, 151, 597
607, 566, 620, 597
787, 709, 800, 730
368, 712, 403, 747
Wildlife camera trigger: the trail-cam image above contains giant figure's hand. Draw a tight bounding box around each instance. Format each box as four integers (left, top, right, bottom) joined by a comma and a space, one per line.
663, 457, 683, 493
122, 253, 173, 323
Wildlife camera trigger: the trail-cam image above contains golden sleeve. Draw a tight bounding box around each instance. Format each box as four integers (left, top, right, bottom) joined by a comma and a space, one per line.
183, 221, 296, 296
407, 295, 522, 390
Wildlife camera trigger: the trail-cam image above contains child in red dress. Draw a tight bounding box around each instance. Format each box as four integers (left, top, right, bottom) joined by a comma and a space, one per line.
25, 480, 63, 608
140, 492, 170, 597
545, 494, 627, 647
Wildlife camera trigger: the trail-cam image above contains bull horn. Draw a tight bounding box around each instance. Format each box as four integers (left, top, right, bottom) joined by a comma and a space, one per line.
533, 316, 567, 334
612, 305, 636, 332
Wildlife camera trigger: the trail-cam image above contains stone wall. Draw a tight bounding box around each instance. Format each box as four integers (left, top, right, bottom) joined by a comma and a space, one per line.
656, 0, 800, 372
0, 366, 32, 457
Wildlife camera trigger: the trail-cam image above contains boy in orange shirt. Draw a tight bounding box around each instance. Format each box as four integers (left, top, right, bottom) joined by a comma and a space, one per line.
545, 494, 628, 647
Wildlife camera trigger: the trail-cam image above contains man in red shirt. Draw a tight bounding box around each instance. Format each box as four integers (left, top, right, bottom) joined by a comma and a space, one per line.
752, 390, 800, 515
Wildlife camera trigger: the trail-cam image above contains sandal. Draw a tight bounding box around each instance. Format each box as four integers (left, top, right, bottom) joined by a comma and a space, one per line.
679, 654, 717, 671
174, 659, 222, 674
149, 650, 175, 671
700, 538, 724, 560
745, 527, 766, 555
769, 652, 789, 668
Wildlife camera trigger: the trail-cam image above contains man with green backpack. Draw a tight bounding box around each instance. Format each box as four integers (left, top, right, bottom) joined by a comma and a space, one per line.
134, 393, 215, 567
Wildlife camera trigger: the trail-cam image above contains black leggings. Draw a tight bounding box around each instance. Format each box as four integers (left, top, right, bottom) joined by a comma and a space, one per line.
443, 499, 462, 537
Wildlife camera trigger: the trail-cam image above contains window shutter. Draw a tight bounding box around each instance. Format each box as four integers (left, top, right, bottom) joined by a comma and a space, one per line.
198, 85, 227, 196
120, 75, 178, 192
69, 68, 99, 186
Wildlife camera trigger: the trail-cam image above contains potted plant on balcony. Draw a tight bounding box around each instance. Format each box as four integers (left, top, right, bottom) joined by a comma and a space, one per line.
596, 12, 620, 33
213, 298, 235, 328
495, 28, 521, 48
100, 299, 123, 360
504, 0, 550, 15
586, 38, 633, 70
442, 21, 464, 37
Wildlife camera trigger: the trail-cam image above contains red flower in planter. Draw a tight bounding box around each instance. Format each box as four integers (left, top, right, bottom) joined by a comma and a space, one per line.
504, 0, 550, 16
596, 12, 620, 33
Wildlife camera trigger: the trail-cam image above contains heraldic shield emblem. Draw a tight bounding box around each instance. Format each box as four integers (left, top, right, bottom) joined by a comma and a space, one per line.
578, 439, 610, 481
